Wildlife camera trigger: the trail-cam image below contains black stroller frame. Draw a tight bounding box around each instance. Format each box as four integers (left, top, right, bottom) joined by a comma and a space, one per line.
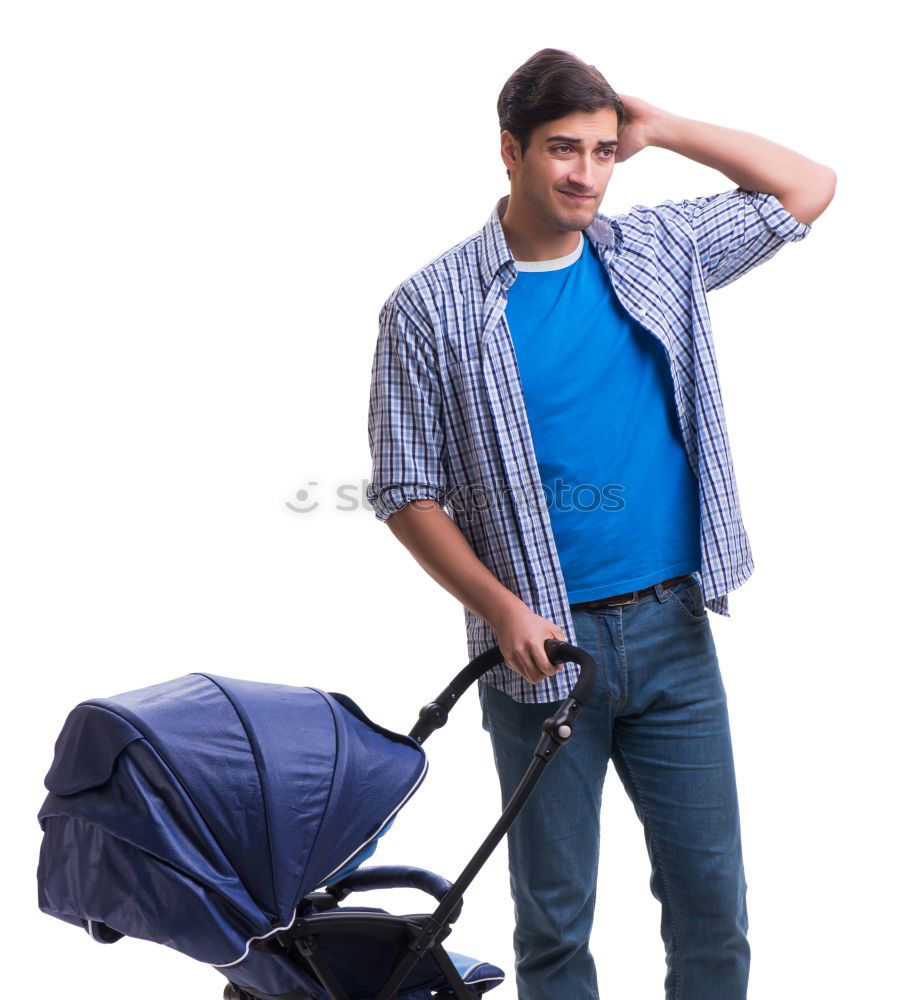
230, 638, 597, 1000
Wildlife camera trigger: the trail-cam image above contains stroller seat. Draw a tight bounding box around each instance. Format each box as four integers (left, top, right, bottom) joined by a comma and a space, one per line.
221, 863, 506, 999
225, 947, 502, 1000
224, 923, 504, 999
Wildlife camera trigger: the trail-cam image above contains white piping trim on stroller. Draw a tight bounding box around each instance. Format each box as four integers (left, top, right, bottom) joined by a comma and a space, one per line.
453, 959, 506, 985
466, 973, 507, 985
318, 754, 429, 886
211, 754, 429, 970
210, 907, 301, 969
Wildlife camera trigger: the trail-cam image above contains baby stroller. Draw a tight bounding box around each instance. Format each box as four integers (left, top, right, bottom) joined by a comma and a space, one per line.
37, 639, 595, 999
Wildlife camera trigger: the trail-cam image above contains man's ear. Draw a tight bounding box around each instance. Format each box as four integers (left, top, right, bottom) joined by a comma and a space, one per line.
500, 130, 520, 178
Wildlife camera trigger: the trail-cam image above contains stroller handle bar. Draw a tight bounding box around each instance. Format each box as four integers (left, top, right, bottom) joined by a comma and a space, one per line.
360, 641, 598, 1000
409, 639, 595, 745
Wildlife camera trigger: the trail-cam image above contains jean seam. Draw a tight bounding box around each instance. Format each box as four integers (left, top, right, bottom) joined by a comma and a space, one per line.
592, 613, 623, 707
611, 738, 681, 1000
614, 613, 627, 706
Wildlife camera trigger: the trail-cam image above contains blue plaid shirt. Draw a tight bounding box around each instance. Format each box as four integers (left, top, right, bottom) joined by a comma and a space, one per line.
367, 188, 811, 703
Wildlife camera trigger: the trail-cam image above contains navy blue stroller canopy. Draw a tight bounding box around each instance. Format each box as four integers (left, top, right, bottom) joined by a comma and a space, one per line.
38, 643, 595, 998
38, 673, 427, 966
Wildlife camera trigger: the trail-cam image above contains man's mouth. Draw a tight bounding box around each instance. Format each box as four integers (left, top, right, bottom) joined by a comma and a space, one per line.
559, 190, 595, 202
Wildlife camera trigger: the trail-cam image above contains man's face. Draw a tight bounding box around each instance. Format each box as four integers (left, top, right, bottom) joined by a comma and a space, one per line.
503, 108, 619, 232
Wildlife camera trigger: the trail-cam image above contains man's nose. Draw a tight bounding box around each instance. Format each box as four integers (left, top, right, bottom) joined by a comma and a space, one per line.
567, 159, 596, 190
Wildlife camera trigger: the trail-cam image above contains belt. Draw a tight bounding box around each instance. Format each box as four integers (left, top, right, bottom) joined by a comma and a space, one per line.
570, 574, 693, 610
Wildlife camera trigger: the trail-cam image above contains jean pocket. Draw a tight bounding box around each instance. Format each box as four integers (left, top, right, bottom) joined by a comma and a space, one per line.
666, 577, 708, 622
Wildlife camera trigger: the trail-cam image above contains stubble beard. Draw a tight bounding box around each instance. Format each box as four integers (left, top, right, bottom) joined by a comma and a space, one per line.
520, 175, 597, 234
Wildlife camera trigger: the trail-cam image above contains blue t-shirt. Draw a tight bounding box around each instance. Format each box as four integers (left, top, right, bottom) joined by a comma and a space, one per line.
505, 232, 701, 602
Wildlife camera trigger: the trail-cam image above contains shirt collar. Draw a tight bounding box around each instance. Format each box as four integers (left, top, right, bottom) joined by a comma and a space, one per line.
480, 193, 619, 292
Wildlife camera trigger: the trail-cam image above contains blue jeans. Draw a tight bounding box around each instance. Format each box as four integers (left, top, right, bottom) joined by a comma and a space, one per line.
478, 575, 749, 999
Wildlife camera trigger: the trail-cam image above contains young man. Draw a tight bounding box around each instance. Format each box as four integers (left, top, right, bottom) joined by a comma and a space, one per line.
366, 48, 834, 1000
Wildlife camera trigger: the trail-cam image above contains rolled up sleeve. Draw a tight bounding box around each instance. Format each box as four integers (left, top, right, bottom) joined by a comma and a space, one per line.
658, 186, 812, 292
366, 297, 449, 523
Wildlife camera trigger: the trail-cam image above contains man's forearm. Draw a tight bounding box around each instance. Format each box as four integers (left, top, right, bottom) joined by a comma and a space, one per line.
646, 110, 836, 225
385, 500, 525, 630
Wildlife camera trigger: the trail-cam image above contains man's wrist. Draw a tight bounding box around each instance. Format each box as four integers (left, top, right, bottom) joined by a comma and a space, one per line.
644, 109, 685, 151
484, 592, 528, 633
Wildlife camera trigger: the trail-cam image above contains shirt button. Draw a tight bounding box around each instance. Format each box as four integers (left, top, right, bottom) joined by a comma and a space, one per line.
638, 305, 648, 315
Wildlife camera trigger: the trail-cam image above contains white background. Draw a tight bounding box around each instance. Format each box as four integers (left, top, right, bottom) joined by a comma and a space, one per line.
2, 2, 906, 997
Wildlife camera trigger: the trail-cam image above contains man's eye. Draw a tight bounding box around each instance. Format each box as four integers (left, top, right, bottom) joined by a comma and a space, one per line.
551, 145, 614, 156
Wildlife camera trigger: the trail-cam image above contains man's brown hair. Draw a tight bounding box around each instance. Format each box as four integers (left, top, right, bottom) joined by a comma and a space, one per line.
497, 48, 625, 179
